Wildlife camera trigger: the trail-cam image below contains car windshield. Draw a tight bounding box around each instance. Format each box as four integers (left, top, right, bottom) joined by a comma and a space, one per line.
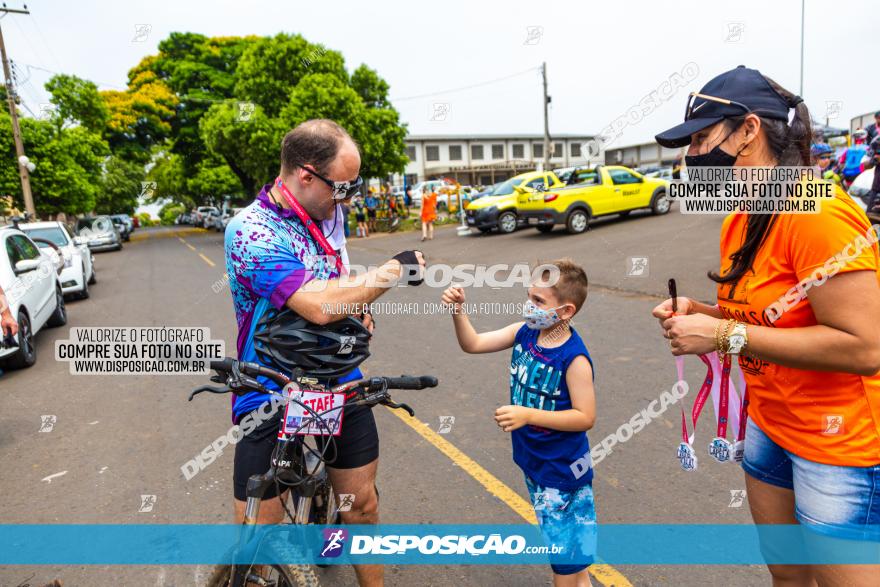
23, 226, 69, 247
489, 177, 525, 196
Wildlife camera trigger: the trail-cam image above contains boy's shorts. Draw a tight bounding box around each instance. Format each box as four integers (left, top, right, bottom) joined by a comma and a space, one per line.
525, 475, 597, 575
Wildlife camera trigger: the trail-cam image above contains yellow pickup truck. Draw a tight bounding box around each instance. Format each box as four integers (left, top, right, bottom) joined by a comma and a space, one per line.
464, 170, 565, 234
516, 165, 671, 234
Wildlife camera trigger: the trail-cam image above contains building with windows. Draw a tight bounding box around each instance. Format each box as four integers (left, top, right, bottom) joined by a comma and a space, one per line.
603, 142, 683, 170
397, 133, 598, 187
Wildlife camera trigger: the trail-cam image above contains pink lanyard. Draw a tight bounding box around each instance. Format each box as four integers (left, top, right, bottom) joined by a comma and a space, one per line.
274, 177, 346, 276
675, 351, 747, 471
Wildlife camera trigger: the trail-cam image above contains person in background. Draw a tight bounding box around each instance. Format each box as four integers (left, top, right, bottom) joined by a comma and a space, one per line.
838, 128, 870, 189
811, 143, 841, 186
864, 137, 880, 217
404, 185, 412, 215
341, 200, 351, 238
420, 185, 437, 241
865, 111, 880, 143
354, 194, 368, 238
365, 188, 378, 233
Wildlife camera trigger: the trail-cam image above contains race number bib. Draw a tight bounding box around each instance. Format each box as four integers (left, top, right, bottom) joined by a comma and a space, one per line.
282, 389, 346, 436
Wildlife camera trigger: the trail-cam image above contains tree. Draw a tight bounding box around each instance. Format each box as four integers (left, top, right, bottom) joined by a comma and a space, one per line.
0, 108, 108, 216
101, 66, 178, 164
96, 156, 144, 214
44, 74, 108, 135
199, 101, 283, 197
234, 34, 347, 118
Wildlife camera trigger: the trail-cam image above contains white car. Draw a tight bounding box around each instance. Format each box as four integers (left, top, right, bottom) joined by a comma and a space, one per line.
848, 167, 876, 216
0, 226, 67, 369
410, 180, 454, 206
221, 207, 244, 231
20, 221, 96, 299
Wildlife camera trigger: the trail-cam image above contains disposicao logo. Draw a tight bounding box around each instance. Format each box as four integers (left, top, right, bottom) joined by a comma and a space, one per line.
320, 528, 348, 558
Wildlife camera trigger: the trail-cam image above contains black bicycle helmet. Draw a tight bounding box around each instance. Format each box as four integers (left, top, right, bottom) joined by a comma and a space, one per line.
253, 309, 371, 378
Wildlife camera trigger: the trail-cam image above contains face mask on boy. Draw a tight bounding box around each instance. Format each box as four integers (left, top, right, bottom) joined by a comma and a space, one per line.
522, 300, 566, 330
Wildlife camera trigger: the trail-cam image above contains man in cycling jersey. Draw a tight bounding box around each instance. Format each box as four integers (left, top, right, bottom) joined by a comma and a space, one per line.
224, 119, 425, 587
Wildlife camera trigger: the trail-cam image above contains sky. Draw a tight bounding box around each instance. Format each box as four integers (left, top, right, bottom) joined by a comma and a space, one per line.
4, 0, 878, 150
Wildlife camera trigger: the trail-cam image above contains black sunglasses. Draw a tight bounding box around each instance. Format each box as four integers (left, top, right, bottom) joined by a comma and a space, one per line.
299, 165, 363, 200
685, 92, 752, 121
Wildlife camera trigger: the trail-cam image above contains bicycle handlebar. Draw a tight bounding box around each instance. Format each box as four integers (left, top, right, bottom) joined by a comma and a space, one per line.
196, 358, 437, 405
383, 375, 438, 390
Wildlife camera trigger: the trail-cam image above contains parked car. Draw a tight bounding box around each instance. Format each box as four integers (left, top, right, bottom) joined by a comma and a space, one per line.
0, 226, 67, 369
410, 180, 455, 206
203, 209, 223, 230
19, 221, 95, 299
110, 214, 132, 241
111, 214, 133, 239
464, 171, 563, 233
175, 212, 192, 225
76, 216, 123, 252
192, 206, 220, 228
221, 207, 244, 231
516, 165, 670, 234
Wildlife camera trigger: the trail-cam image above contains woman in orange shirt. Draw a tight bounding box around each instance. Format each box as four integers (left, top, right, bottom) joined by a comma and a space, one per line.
653, 67, 880, 586
420, 187, 437, 242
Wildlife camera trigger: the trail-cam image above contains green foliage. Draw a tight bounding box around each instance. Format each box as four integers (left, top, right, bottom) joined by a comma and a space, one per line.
95, 156, 145, 215
44, 74, 109, 135
137, 212, 156, 227
0, 110, 109, 216
159, 202, 186, 225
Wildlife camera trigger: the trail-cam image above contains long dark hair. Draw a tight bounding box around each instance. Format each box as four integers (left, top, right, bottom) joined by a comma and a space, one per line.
708, 77, 813, 288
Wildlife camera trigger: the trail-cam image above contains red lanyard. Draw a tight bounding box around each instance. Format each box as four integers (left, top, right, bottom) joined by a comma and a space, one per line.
274, 177, 345, 276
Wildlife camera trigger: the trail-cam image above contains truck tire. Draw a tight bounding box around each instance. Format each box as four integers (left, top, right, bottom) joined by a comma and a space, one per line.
651, 189, 671, 215
497, 211, 518, 234
565, 209, 590, 234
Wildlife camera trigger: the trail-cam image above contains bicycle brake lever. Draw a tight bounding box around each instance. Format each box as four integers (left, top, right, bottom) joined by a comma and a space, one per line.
188, 385, 232, 401
383, 399, 414, 417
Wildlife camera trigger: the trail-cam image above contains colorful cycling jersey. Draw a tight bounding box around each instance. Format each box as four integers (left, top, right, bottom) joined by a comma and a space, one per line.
841, 144, 868, 177
224, 184, 360, 420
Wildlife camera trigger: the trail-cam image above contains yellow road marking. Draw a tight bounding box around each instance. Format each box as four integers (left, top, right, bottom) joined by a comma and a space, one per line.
176, 233, 217, 268
387, 409, 632, 586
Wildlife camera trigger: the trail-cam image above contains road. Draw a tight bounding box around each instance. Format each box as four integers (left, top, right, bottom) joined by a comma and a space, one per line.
0, 206, 766, 587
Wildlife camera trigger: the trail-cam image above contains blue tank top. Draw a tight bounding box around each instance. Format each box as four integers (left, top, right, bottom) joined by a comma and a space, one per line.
509, 324, 593, 489
843, 145, 868, 177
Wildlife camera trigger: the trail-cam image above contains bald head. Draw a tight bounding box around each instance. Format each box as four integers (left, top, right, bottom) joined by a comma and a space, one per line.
278, 119, 362, 221
280, 119, 359, 176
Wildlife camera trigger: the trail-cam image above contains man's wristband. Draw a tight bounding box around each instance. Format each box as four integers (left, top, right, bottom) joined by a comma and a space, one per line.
392, 250, 423, 285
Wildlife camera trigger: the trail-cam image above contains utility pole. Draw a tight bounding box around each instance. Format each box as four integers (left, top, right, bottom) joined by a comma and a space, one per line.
0, 4, 34, 218
541, 62, 551, 171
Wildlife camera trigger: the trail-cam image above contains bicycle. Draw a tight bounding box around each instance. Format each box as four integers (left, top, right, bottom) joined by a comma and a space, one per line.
190, 357, 438, 587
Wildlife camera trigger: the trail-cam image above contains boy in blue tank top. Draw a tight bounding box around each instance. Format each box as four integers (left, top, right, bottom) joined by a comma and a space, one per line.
442, 258, 596, 586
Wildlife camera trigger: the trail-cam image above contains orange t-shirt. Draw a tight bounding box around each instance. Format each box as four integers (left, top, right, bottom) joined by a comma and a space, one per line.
717, 186, 880, 467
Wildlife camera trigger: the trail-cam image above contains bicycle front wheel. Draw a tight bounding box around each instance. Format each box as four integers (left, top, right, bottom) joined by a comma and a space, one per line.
206, 563, 320, 587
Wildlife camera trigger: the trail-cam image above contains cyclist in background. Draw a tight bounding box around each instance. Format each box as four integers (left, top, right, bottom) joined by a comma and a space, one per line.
838, 128, 870, 189
811, 143, 841, 186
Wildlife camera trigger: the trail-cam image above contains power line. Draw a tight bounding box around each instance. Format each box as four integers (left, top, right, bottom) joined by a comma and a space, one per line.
390, 66, 541, 102
16, 61, 127, 90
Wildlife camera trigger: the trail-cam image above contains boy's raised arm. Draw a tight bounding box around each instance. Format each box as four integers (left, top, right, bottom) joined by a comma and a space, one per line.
442, 285, 521, 354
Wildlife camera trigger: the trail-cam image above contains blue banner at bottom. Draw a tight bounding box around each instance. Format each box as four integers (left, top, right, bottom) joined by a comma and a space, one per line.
1, 524, 879, 565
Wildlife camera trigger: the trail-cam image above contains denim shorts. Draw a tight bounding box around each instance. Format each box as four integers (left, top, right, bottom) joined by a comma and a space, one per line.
742, 417, 880, 541
525, 476, 597, 575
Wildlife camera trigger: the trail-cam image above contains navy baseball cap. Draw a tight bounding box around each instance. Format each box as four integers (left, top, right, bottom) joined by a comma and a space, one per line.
655, 66, 797, 148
